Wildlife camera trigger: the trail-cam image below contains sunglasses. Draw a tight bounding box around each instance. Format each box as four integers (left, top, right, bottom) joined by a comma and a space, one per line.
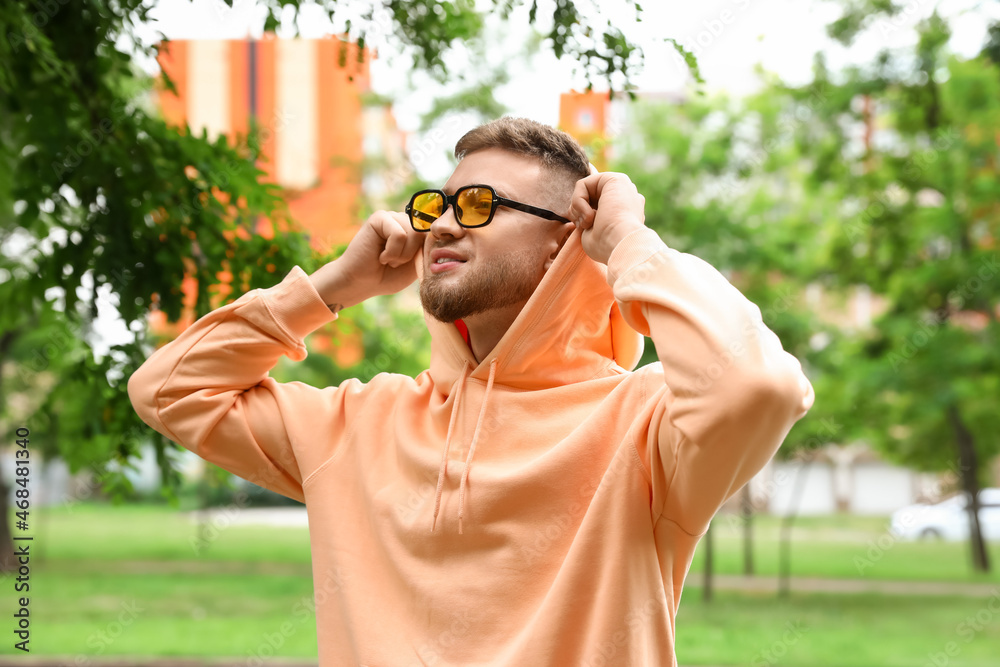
405, 184, 571, 232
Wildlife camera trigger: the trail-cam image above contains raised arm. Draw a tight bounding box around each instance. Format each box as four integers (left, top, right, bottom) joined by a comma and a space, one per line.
127, 210, 426, 500
570, 172, 814, 535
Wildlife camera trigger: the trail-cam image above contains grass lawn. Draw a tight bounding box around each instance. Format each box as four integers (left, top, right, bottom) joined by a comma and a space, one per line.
3, 502, 999, 665
688, 513, 1000, 584
675, 588, 1000, 667
3, 503, 318, 659
20, 568, 320, 659
29, 502, 313, 564
29, 504, 1000, 582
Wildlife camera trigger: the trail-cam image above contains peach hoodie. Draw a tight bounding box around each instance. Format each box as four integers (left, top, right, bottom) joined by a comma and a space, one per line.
128, 226, 814, 666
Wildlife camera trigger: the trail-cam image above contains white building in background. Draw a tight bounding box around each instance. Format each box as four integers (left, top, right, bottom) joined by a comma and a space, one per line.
740, 444, 948, 517
2, 445, 205, 508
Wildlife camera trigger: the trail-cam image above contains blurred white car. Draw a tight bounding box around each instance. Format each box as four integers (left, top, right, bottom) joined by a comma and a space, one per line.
890, 488, 1000, 541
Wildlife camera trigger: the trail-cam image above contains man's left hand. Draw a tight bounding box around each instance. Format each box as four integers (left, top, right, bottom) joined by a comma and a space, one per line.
568, 169, 647, 265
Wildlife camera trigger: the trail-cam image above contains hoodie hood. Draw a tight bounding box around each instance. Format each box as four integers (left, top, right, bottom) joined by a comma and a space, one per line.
416, 226, 644, 391
414, 227, 644, 534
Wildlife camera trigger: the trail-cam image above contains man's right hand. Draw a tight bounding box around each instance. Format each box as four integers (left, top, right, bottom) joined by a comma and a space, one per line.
309, 210, 425, 312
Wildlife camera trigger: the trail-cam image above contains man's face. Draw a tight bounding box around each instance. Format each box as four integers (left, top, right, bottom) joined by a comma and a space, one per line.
419, 147, 573, 323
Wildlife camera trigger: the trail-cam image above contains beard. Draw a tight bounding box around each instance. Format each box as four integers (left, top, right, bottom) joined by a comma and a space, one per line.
420, 247, 543, 323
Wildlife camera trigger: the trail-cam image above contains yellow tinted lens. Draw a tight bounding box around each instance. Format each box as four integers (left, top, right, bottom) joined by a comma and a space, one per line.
457, 187, 494, 226
412, 192, 443, 230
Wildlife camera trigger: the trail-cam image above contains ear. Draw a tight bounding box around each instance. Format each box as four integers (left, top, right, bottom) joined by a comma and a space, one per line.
544, 223, 575, 271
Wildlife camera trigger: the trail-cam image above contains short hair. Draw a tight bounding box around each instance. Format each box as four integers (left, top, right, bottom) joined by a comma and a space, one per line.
454, 117, 590, 208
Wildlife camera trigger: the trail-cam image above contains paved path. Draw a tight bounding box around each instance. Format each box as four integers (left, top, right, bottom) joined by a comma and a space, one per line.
707, 574, 998, 597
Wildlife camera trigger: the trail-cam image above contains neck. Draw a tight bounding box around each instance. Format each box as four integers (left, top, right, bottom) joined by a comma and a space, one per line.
462, 300, 527, 364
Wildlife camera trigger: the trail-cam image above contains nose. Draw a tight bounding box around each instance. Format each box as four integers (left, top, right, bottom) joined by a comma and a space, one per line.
429, 201, 465, 239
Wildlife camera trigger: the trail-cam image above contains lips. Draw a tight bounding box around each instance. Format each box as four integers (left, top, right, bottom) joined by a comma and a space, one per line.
428, 248, 469, 274
429, 248, 468, 263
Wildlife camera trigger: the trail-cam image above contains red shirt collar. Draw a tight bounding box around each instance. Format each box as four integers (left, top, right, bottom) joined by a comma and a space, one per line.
454, 319, 473, 351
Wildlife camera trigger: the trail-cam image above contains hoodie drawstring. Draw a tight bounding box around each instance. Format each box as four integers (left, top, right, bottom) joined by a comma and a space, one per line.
429, 357, 498, 534
431, 361, 470, 532
458, 357, 497, 535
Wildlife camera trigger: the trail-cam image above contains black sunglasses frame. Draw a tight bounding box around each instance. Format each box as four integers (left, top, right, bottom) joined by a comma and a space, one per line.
405, 184, 571, 231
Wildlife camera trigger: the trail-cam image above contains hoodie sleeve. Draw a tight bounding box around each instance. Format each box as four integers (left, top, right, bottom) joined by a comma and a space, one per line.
606, 227, 814, 536
127, 265, 359, 503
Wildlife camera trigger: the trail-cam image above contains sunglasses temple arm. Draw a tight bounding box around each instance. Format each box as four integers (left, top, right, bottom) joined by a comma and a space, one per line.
500, 198, 572, 223
540, 211, 572, 223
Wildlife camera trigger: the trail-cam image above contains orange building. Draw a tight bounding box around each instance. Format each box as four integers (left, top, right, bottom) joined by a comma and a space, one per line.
149, 36, 377, 366
156, 35, 371, 254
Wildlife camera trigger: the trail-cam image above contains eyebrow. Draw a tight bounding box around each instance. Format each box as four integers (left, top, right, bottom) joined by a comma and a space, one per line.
443, 184, 514, 199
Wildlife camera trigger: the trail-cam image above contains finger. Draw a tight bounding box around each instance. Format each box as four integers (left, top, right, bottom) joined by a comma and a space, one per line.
589, 162, 599, 176
570, 175, 600, 227
377, 213, 407, 266
394, 211, 425, 264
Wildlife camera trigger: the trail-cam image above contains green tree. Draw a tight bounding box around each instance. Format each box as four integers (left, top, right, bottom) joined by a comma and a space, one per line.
0, 0, 315, 571
617, 1, 1000, 577
688, 1, 1000, 572
813, 7, 999, 572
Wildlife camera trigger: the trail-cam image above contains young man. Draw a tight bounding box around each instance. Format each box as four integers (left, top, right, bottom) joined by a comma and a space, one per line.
128, 117, 813, 666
